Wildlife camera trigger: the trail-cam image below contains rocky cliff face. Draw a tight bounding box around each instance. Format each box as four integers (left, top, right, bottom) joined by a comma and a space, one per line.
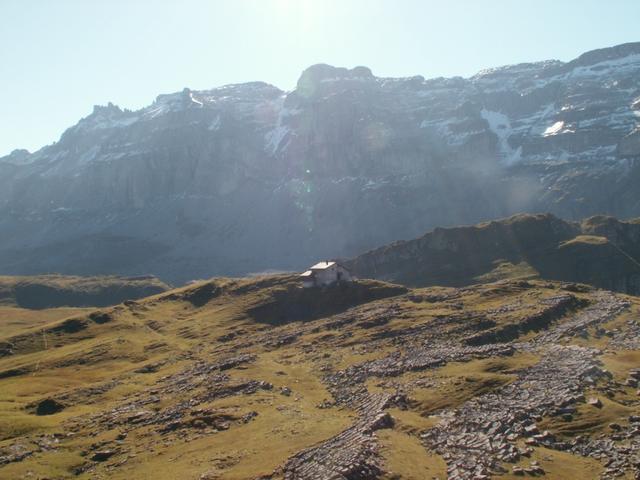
2, 43, 640, 282
346, 213, 640, 295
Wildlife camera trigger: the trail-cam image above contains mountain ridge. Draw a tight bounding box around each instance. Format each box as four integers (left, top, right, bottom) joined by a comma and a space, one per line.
8, 40, 640, 149
345, 213, 640, 294
1, 42, 639, 282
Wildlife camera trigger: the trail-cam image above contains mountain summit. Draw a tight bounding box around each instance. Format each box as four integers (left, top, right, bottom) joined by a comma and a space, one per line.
1, 42, 639, 282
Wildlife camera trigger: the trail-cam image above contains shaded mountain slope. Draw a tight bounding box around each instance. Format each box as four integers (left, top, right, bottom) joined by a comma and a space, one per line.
0, 275, 170, 309
1, 42, 640, 282
346, 213, 640, 294
0, 275, 639, 479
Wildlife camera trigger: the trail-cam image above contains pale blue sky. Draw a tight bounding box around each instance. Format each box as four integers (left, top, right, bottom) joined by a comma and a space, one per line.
1, 0, 639, 157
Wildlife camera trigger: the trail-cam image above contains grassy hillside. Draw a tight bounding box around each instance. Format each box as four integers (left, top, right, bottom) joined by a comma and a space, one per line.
0, 274, 171, 309
0, 274, 639, 479
346, 213, 640, 295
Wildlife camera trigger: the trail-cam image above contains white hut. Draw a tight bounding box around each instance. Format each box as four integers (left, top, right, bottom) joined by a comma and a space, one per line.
300, 261, 353, 288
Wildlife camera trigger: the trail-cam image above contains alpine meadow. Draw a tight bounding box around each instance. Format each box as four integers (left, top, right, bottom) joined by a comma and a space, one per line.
1, 1, 640, 479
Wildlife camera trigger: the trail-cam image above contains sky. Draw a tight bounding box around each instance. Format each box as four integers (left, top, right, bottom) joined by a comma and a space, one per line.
0, 0, 639, 157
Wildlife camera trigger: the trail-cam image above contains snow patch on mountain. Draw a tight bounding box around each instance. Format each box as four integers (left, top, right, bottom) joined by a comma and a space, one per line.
189, 92, 203, 107
73, 105, 140, 132
571, 53, 640, 78
265, 126, 290, 155
481, 109, 521, 165
544, 121, 565, 136
264, 98, 300, 155
208, 115, 221, 131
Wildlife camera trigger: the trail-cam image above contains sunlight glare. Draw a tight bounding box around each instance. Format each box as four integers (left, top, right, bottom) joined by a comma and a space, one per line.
272, 0, 321, 32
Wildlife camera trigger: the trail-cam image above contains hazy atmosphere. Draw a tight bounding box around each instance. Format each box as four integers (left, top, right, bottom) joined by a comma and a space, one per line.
2, 2, 640, 479
1, 0, 639, 156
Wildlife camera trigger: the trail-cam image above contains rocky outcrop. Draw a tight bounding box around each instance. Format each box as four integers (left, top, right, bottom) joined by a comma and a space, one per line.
346, 213, 640, 295
282, 394, 394, 480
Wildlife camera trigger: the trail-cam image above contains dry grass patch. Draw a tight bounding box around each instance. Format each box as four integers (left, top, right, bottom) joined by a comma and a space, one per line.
0, 448, 85, 479
378, 429, 447, 480
602, 350, 640, 383
394, 354, 539, 415
474, 261, 539, 283
539, 394, 634, 438
498, 446, 604, 479
0, 306, 94, 337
